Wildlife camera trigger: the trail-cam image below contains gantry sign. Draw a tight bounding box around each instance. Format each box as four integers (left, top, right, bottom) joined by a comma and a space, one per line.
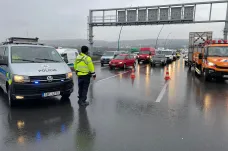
88, 0, 228, 53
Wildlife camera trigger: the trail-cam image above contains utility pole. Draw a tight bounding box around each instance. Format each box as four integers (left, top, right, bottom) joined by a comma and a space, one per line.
117, 26, 123, 51
88, 10, 94, 56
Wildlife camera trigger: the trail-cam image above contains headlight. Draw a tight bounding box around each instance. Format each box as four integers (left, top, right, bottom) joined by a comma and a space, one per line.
147, 56, 150, 58
119, 62, 123, 64
66, 72, 73, 79
13, 75, 30, 83
208, 62, 215, 66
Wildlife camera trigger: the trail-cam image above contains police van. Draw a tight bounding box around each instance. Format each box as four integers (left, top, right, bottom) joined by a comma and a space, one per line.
0, 37, 74, 107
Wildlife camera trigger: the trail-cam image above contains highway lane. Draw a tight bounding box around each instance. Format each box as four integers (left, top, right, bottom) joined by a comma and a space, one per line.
0, 58, 228, 151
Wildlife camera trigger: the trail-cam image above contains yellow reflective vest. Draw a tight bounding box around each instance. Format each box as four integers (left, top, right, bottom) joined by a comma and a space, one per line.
74, 53, 95, 76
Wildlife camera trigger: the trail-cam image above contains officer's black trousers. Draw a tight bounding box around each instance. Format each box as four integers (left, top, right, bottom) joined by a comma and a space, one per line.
78, 75, 90, 103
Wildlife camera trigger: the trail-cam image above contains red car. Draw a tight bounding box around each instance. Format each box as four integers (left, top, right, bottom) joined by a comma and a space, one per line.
109, 54, 136, 70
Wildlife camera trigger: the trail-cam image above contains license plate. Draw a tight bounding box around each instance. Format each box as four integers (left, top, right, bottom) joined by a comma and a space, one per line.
42, 91, 60, 97
223, 75, 228, 78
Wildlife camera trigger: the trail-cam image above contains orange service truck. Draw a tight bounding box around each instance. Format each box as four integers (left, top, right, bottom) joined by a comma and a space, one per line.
188, 31, 228, 81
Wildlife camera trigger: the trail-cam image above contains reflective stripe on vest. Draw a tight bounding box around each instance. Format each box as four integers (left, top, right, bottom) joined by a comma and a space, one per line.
76, 55, 90, 74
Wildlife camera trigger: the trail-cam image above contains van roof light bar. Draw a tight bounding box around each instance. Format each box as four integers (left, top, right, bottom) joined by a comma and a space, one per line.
7, 37, 39, 43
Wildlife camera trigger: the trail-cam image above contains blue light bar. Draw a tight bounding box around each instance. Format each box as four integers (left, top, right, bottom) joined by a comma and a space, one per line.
34, 81, 39, 84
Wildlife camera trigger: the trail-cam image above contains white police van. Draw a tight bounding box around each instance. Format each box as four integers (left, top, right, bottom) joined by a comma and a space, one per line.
0, 37, 74, 107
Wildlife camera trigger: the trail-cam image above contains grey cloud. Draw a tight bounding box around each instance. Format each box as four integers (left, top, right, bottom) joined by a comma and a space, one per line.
0, 0, 226, 41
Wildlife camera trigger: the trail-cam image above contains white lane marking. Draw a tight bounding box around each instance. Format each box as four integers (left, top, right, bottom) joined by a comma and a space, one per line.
155, 82, 169, 102
95, 64, 148, 83
95, 70, 130, 83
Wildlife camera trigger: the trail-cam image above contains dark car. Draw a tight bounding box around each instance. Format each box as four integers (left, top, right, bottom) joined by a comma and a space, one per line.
151, 54, 167, 66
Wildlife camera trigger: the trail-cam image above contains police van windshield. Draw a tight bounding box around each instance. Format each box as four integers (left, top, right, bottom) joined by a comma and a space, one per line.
11, 46, 63, 63
208, 47, 228, 57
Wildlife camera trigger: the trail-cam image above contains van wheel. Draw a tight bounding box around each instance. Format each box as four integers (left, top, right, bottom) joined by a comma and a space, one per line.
109, 66, 113, 70
101, 63, 104, 67
8, 89, 15, 107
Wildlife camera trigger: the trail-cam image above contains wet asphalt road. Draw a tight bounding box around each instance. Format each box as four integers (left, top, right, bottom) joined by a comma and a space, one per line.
0, 58, 228, 151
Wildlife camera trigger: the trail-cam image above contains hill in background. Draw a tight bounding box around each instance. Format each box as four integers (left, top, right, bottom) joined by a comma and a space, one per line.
41, 39, 188, 49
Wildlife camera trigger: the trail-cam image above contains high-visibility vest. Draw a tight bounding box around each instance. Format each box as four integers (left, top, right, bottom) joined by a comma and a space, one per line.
74, 53, 95, 76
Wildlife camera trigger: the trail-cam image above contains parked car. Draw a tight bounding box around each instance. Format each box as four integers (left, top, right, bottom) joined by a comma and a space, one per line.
100, 51, 120, 67
109, 54, 136, 70
151, 54, 167, 66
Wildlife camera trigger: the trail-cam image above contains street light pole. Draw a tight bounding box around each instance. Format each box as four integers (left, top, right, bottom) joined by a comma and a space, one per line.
118, 26, 123, 51
155, 25, 164, 49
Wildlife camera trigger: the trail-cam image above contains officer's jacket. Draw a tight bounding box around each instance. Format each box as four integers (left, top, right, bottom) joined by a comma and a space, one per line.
74, 53, 95, 76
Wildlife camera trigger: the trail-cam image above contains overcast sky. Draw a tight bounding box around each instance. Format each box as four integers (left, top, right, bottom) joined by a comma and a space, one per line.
0, 0, 227, 41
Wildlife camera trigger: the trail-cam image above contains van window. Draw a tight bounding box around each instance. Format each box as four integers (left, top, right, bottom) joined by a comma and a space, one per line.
61, 53, 68, 63
208, 47, 228, 57
11, 46, 63, 63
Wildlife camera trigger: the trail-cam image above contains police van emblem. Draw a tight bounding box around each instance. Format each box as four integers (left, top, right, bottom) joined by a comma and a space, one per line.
47, 76, 53, 82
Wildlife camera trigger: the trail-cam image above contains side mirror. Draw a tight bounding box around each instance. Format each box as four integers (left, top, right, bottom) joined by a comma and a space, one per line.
0, 57, 8, 66
198, 53, 203, 59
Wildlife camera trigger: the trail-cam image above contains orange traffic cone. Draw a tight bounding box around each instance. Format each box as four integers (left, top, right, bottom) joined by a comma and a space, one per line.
164, 66, 171, 81
131, 67, 135, 79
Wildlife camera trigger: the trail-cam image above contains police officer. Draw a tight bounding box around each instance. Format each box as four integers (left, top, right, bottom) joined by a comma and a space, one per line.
74, 46, 96, 106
